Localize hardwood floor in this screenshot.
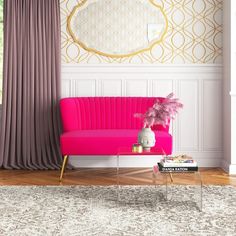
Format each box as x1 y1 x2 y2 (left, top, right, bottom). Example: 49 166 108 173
0 168 236 186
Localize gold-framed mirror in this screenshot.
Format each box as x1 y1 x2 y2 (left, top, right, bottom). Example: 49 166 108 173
67 0 168 58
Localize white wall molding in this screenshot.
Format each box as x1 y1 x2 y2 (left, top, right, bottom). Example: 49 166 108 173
221 159 230 173
230 92 236 96
62 64 223 168
229 0 236 174
222 0 232 174
0 104 2 128
229 164 236 175
62 64 223 75
231 96 236 173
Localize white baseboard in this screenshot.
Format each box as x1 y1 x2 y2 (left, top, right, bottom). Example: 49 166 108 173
229 164 236 175
69 152 222 168
221 159 230 173
221 159 236 174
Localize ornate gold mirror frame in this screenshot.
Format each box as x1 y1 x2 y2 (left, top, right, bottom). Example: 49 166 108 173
67 0 168 58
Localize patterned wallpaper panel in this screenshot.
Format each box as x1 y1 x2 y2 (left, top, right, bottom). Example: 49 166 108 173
61 0 222 64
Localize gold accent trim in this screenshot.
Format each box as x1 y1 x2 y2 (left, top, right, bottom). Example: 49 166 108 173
67 0 168 58
62 0 223 64
169 173 173 182
59 155 69 182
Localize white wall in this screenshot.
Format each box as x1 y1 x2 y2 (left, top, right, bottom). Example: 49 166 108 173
61 64 223 167
229 0 236 174
222 0 236 175
222 0 231 172
0 105 2 127
60 0 224 168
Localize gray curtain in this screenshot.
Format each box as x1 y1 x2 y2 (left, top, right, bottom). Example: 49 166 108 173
0 0 62 169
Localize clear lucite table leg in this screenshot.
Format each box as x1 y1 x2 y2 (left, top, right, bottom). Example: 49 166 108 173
116 154 120 202
162 173 169 201
165 173 168 201
152 172 158 207
195 171 202 211
164 171 202 211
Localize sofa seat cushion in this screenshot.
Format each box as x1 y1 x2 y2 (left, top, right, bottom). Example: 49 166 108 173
60 129 172 155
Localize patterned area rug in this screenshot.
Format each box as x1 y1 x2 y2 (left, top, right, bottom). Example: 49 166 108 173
0 185 236 236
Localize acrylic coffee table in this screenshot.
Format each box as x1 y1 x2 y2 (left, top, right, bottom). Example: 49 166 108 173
116 147 202 211
116 146 166 182
116 147 166 206
159 168 202 211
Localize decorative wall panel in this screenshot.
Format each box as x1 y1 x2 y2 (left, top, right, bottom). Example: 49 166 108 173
178 80 199 151
61 65 223 167
61 0 223 64
152 80 173 97
203 79 222 151
101 80 122 96
125 79 148 96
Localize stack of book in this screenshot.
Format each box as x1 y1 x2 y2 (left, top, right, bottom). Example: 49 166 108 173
158 154 198 172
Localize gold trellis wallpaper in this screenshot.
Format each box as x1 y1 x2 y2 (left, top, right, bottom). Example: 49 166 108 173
61 0 222 64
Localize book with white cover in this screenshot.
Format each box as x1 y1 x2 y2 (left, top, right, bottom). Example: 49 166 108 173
160 160 197 167
160 154 197 167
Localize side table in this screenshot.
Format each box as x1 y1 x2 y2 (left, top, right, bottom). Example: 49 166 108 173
159 169 202 211
116 147 166 205
116 147 202 211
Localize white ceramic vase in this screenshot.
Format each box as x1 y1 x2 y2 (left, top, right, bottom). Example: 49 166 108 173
138 128 156 151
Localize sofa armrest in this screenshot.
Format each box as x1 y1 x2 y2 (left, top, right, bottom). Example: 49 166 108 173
60 98 80 132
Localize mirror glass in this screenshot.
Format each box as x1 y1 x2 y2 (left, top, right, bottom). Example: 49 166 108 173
68 0 168 57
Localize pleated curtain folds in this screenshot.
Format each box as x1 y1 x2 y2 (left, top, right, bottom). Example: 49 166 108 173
0 0 62 169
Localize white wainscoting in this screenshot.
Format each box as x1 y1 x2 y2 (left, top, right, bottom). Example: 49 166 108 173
61 64 223 167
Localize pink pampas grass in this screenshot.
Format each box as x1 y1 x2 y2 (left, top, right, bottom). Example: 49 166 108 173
135 93 183 128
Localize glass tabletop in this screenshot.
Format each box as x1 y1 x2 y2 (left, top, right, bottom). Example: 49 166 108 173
117 146 166 155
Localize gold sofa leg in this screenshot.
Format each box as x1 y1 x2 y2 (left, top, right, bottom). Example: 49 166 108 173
59 155 69 182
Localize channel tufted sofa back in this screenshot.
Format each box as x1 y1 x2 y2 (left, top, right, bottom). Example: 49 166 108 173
60 97 169 132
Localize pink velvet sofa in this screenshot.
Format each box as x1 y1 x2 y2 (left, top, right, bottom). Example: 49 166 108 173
59 97 172 181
